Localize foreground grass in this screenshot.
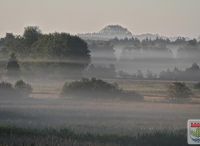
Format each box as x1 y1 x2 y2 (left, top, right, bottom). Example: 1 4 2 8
0 125 188 146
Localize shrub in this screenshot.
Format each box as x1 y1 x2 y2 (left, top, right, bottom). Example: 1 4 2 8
15 80 32 97
66 78 119 92
6 53 20 78
168 82 192 100
0 80 32 98
61 78 119 97
0 82 16 97
61 78 143 100
0 82 13 89
194 82 200 89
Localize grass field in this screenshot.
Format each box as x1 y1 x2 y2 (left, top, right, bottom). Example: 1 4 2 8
0 125 188 146
30 79 200 101
0 79 199 145
1 98 200 133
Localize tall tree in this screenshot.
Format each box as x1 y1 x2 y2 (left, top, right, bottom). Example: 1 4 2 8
23 26 41 47
7 53 20 78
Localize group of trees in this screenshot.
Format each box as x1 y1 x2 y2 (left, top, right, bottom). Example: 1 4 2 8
160 63 200 81
117 63 200 81
109 37 200 59
118 69 157 80
1 52 89 79
61 78 143 100
61 78 196 101
111 37 200 51
0 80 32 98
0 26 90 61
83 64 116 78
87 40 116 59
168 82 192 101
0 76 196 101
194 82 200 89
0 26 92 79
6 53 20 78
166 81 200 101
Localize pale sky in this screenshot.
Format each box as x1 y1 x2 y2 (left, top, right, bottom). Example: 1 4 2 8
0 0 200 38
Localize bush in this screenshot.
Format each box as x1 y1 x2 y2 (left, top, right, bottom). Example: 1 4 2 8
194 82 200 89
61 78 143 100
65 78 119 92
0 82 13 89
6 53 20 78
0 80 32 98
15 80 32 97
0 82 16 97
168 82 192 100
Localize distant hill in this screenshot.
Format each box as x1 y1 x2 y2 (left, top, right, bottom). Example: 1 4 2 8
78 25 193 41
78 25 133 40
99 25 132 39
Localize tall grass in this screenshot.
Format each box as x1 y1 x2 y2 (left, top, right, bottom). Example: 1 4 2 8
0 125 188 146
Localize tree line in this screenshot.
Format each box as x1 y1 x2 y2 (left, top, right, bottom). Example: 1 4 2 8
110 37 200 51
0 26 90 60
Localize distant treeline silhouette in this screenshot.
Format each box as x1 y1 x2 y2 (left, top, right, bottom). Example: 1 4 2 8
83 64 116 78
112 37 200 59
119 63 200 81
111 37 200 51
85 37 200 61
159 63 200 81
87 63 200 81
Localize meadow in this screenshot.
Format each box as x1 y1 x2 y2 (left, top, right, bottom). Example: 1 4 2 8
0 79 199 146
0 126 187 146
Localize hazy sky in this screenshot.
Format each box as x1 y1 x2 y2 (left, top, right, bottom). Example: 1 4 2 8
0 0 199 38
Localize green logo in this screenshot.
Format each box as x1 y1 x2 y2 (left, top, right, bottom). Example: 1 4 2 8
188 119 200 144
191 128 200 138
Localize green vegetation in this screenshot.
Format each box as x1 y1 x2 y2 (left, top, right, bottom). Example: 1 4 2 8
0 125 188 146
6 53 20 78
23 26 42 47
168 82 192 100
0 80 32 98
191 128 200 138
61 78 143 100
15 80 32 97
0 27 91 79
0 82 15 97
1 26 90 61
194 82 200 90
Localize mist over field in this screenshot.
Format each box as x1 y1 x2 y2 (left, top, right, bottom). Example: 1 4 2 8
0 0 200 145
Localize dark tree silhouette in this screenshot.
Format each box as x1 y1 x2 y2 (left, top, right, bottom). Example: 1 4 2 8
0 82 15 97
168 82 192 99
15 80 32 97
136 70 144 79
61 78 143 100
186 63 200 72
23 26 41 46
7 53 20 78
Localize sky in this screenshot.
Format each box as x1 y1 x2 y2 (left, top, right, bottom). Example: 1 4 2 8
0 0 200 38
